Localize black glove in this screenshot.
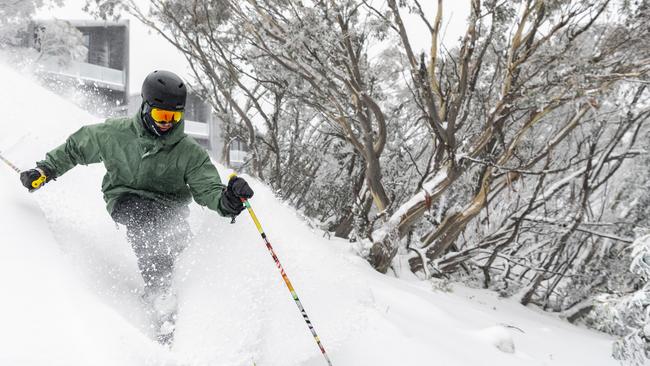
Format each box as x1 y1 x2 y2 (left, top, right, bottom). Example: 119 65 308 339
20 166 52 192
229 176 254 199
219 176 254 216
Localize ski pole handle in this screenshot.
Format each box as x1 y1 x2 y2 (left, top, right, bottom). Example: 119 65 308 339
227 172 239 224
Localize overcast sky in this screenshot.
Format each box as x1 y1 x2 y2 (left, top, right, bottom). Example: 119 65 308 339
402 1 471 55
35 0 471 95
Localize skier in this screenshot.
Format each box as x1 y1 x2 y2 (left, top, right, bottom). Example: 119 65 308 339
18 70 253 344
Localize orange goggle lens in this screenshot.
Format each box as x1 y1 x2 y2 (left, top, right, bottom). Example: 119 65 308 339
150 108 184 123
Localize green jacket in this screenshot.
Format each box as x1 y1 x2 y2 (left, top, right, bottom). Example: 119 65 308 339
37 114 228 216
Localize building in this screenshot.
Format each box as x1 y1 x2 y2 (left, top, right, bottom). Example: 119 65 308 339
28 18 247 168
30 19 129 117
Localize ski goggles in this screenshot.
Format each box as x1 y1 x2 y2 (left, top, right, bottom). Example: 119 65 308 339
150 108 184 123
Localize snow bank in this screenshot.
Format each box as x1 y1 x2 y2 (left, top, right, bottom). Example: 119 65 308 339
0 61 618 366
0 61 179 365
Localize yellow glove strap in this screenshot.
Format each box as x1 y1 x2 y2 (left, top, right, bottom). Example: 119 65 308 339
32 168 47 189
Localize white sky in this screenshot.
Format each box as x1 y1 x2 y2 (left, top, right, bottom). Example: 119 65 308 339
35 0 470 95
401 1 471 56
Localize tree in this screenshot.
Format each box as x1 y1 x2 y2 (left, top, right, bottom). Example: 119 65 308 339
366 0 650 274
82 0 650 361
33 20 88 66
0 1 86 68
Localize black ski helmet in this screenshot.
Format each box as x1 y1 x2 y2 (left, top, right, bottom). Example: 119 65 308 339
142 70 187 110
140 70 187 136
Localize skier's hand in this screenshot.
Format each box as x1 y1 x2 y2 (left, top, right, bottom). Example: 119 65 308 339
228 176 254 199
20 167 50 192
219 176 254 216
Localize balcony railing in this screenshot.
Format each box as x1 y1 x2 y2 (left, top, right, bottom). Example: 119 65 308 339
185 120 209 139
38 59 126 91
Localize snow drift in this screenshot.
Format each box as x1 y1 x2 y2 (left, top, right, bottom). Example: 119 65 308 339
0 61 618 365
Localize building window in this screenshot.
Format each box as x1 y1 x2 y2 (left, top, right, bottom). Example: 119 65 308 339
229 138 248 167
185 94 209 122
231 139 247 151
82 33 90 62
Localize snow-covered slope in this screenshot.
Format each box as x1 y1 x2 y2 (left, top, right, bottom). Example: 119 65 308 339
0 62 618 366
0 63 178 365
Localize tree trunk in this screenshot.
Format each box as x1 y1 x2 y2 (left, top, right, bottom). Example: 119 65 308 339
368 164 460 272
365 154 390 213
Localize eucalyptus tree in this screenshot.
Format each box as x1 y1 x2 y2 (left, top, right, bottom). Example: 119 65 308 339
366 0 650 274
84 0 649 280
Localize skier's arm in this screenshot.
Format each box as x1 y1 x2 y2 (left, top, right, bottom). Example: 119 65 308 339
185 151 231 216
36 124 104 179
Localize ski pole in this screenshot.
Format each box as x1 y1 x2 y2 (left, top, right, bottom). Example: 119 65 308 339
235 183 333 365
0 151 21 174
0 151 46 190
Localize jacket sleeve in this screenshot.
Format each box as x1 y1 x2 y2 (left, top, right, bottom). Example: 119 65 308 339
185 150 229 216
37 124 104 178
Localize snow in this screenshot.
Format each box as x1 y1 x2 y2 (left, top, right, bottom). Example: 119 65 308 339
0 61 619 365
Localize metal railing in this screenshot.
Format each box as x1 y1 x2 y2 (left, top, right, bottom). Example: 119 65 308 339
38 59 126 91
